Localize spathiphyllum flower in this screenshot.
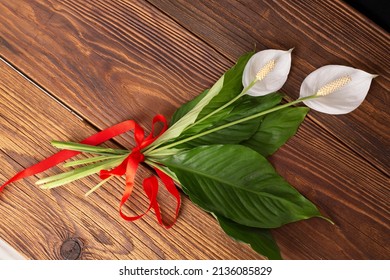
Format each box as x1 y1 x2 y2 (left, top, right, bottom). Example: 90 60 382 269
300 65 376 114
242 49 293 96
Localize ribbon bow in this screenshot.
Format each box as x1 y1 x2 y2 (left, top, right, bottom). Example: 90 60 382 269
0 115 181 228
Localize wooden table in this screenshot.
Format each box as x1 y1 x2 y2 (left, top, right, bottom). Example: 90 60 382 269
0 0 388 260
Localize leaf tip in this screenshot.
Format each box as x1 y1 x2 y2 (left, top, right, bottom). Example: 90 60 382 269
318 215 335 225
50 140 60 146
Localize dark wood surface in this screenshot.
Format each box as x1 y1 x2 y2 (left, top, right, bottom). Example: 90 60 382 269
0 0 388 259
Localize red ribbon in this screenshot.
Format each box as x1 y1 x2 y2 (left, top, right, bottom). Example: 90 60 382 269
0 115 181 228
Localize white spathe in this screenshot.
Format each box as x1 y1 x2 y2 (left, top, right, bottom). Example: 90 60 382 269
300 65 376 114
242 49 292 96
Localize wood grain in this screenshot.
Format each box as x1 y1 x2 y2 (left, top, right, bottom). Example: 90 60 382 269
0 61 260 259
0 0 230 134
0 0 388 259
270 120 389 259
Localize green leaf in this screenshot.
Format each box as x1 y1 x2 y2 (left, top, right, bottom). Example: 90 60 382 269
156 52 254 146
144 159 180 185
146 52 254 153
160 144 322 228
216 214 282 260
176 93 283 147
169 52 254 128
241 107 309 157
170 89 209 126
149 76 224 149
196 52 254 120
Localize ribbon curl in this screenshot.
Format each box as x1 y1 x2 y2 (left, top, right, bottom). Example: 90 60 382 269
0 115 181 228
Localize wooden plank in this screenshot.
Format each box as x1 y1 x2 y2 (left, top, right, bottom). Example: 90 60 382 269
147 0 390 174
0 0 388 259
0 0 230 134
0 61 260 259
270 121 389 259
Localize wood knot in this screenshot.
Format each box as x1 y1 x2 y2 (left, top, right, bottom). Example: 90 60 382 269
60 238 83 260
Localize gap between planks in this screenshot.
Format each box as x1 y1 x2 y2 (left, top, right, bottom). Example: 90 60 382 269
0 54 84 121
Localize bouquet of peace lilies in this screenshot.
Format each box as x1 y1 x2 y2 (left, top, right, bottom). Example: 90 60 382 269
1 49 375 259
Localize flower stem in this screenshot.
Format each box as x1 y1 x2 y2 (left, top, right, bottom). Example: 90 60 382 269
145 95 315 156
186 79 258 130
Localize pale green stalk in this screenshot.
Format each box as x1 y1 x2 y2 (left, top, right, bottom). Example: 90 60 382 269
85 176 113 197
37 156 126 189
63 155 124 167
51 141 129 155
